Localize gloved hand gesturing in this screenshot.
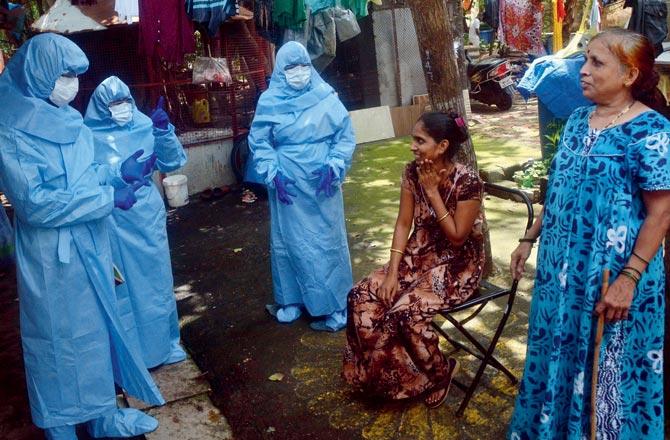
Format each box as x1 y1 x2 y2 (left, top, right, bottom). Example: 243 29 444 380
150 96 170 130
312 165 337 198
114 181 143 210
121 149 157 186
273 172 297 205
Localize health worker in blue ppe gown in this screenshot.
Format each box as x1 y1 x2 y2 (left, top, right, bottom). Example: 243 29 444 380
84 76 188 368
249 41 356 332
0 33 165 440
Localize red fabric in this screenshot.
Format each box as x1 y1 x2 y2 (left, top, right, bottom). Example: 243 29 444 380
557 0 566 21
138 0 195 64
498 0 546 56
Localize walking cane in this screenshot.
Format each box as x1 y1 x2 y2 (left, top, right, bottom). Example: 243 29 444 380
590 268 609 440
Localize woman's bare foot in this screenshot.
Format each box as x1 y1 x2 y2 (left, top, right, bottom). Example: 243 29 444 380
425 387 448 407
424 358 459 409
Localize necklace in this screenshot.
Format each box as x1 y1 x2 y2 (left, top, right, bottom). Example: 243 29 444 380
588 101 636 130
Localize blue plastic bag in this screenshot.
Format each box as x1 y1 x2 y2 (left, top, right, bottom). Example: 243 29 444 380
0 204 14 269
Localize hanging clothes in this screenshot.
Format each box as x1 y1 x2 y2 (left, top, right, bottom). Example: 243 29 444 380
255 0 282 44
552 0 564 53
498 0 546 56
625 0 668 56
185 0 238 36
138 0 195 64
483 0 499 30
282 8 337 72
339 0 369 18
273 0 307 30
115 0 138 23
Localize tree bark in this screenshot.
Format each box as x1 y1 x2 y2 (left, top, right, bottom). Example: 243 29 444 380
406 0 476 166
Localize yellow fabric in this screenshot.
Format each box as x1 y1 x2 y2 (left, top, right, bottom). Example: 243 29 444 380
369 0 382 4
555 0 598 58
553 0 563 53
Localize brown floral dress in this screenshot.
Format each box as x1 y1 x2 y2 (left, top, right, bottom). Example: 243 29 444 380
343 162 485 400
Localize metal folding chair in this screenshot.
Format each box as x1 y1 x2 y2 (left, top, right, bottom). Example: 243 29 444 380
431 181 534 417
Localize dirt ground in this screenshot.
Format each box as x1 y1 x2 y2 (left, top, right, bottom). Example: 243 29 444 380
0 95 541 440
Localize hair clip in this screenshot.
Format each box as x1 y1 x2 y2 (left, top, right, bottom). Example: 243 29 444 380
455 117 465 128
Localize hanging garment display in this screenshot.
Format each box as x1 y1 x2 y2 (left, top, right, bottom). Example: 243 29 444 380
185 0 238 36
340 0 368 18
138 0 195 63
273 0 307 30
255 0 282 44
283 8 336 71
333 6 360 42
552 0 565 53
625 0 668 56
115 0 138 23
498 0 546 56
483 0 499 30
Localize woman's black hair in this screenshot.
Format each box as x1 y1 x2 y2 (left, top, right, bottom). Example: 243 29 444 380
417 110 469 160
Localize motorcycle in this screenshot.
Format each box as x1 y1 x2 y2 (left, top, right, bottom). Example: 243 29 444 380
467 54 516 111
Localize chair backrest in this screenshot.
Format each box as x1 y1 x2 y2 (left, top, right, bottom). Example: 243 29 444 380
483 182 534 230
482 182 535 291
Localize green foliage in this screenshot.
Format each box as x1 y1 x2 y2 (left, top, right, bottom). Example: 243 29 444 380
513 120 565 188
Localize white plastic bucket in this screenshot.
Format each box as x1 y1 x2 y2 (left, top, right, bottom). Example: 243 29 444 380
162 174 189 208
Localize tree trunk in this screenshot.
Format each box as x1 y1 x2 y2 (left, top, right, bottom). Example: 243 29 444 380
406 0 476 166
406 0 494 275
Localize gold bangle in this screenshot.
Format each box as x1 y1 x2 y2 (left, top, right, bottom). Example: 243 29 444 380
390 248 404 255
437 212 449 223
619 270 640 285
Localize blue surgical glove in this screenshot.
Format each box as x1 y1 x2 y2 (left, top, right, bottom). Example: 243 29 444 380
150 96 170 130
273 172 297 205
114 182 141 210
121 149 157 186
312 165 337 198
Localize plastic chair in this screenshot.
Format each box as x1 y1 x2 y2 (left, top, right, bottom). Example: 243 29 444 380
431 181 534 416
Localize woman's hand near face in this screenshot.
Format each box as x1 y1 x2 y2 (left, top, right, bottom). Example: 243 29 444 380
417 159 447 195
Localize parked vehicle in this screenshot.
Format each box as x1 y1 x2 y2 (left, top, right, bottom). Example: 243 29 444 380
467 55 516 111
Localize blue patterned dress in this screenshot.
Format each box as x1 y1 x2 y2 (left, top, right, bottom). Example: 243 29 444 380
508 107 670 439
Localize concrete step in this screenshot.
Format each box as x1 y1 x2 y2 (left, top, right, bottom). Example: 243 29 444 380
124 358 233 440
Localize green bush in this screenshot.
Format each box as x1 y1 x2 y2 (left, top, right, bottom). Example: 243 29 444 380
513 120 565 188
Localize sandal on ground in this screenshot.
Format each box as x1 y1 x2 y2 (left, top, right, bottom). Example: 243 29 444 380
241 189 257 204
425 358 460 409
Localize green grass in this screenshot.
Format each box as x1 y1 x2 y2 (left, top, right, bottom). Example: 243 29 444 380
470 133 541 170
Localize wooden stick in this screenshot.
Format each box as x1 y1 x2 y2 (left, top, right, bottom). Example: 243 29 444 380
591 269 609 440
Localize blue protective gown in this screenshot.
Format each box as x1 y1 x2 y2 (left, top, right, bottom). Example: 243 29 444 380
84 76 187 368
248 42 356 318
0 34 164 429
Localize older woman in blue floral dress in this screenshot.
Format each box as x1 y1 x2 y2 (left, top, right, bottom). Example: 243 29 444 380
508 29 670 439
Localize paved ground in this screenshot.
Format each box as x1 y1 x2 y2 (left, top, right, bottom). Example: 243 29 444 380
0 96 541 440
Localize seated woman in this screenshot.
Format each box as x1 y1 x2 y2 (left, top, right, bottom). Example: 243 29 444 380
343 111 485 408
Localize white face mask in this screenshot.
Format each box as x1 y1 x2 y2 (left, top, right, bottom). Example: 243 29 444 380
285 65 311 90
49 76 79 107
109 102 133 126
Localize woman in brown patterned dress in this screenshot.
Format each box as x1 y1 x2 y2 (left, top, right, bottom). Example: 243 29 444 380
343 111 485 408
